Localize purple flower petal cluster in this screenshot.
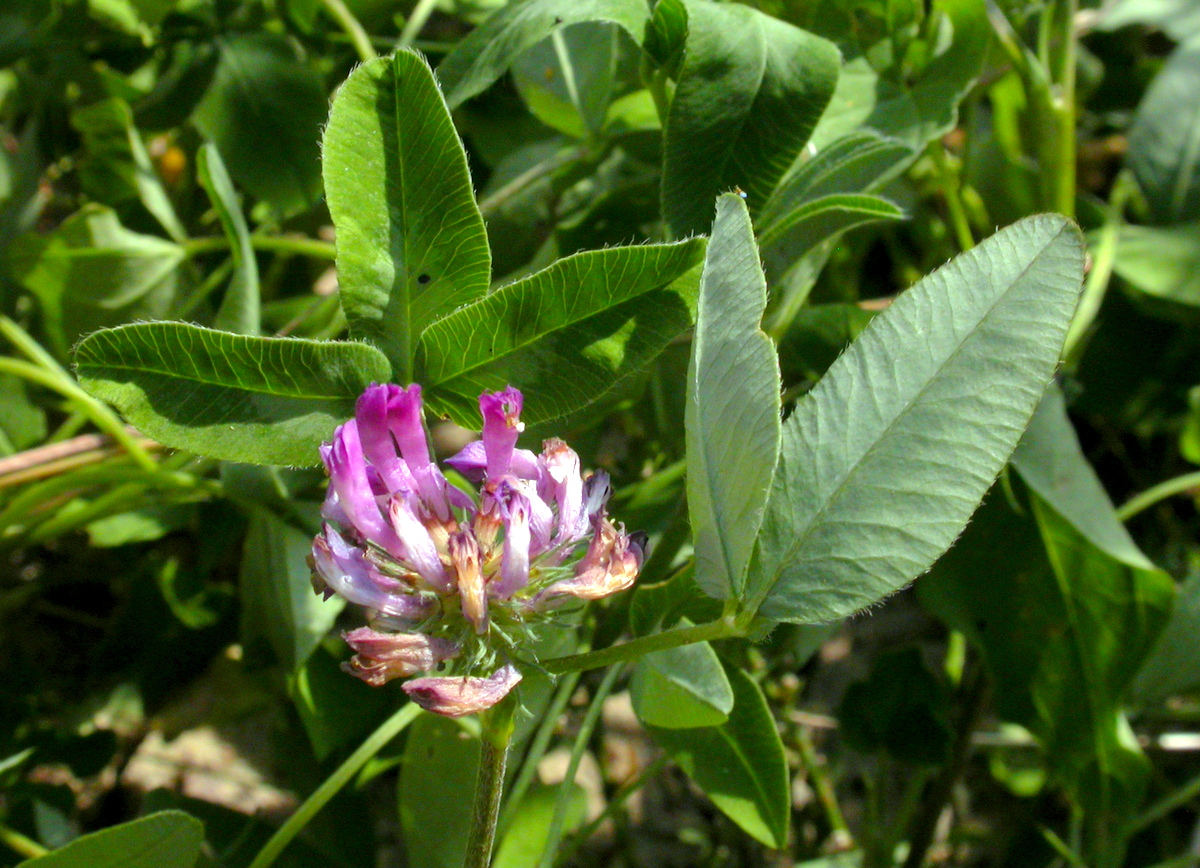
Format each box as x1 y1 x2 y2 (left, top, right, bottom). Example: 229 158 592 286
310 384 644 717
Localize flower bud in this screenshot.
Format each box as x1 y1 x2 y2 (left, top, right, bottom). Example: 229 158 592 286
342 628 459 686
403 664 522 717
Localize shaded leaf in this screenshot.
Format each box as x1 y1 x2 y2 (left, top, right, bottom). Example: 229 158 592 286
10 205 183 357
1132 569 1200 704
240 508 343 671
192 33 325 216
1112 221 1200 306
493 782 587 868
197 143 259 336
323 49 490 380
75 322 392 466
511 22 622 139
1128 38 1200 223
0 373 46 456
647 659 789 848
644 0 687 78
686 194 779 600
839 648 951 765
661 1 840 236
745 215 1085 623
418 239 705 428
19 810 203 868
399 712 479 868
437 0 650 108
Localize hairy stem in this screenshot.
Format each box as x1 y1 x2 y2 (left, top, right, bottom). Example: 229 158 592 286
464 698 517 868
538 617 742 674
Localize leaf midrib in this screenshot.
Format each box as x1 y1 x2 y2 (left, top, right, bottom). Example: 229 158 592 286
752 221 1072 611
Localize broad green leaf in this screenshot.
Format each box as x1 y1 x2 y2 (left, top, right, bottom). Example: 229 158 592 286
630 639 734 728
758 131 912 231
644 0 687 78
493 782 587 868
686 194 779 600
1099 0 1200 40
9 205 184 358
745 215 1086 623
197 143 259 336
661 1 840 236
399 713 479 868
418 238 706 428
74 322 392 466
1132 569 1200 704
71 97 186 242
240 508 343 671
1111 222 1200 305
1128 38 1200 224
323 49 490 381
810 0 988 152
758 193 904 289
192 33 325 217
436 0 651 109
647 659 789 848
511 22 621 139
19 810 203 867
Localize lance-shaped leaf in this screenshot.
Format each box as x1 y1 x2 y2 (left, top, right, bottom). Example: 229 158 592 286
417 239 705 427
661 1 839 237
647 659 789 848
687 194 780 600
437 0 651 109
743 215 1086 623
20 810 203 868
75 323 392 466
323 49 490 380
197 142 260 336
630 638 734 729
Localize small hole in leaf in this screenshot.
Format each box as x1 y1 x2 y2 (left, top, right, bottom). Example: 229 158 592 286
417 273 432 284
554 15 563 24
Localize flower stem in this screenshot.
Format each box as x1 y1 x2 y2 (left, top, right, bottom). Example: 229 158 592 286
464 697 517 868
399 0 440 48
319 0 377 62
1116 471 1200 522
248 703 421 868
0 822 47 859
183 234 336 260
538 617 742 674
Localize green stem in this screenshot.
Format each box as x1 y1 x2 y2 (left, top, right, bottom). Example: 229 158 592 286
496 670 582 842
318 0 377 62
183 234 336 261
248 703 421 868
795 725 851 845
0 356 157 473
1132 768 1200 833
538 617 742 674
1116 471 1200 522
1064 170 1134 360
464 698 517 868
0 822 48 859
928 142 975 252
399 0 440 48
536 664 623 868
1049 0 1077 218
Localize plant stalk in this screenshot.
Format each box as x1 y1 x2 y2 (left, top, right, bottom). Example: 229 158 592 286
464 697 517 868
1116 471 1200 522
183 234 336 261
318 0 377 62
538 616 742 674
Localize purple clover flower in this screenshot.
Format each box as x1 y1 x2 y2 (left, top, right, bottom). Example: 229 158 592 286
310 384 645 716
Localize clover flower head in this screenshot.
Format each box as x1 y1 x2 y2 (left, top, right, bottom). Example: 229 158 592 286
310 384 644 716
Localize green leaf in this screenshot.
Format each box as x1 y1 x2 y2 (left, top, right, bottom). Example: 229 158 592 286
759 193 904 289
644 0 687 78
9 205 184 358
745 215 1086 624
686 194 779 601
511 22 622 139
630 638 734 728
436 0 651 109
19 810 204 868
399 713 479 868
192 33 325 217
493 782 587 868
71 97 186 242
240 508 343 671
809 0 988 152
661 1 840 236
290 644 387 759
0 373 46 455
74 322 392 466
197 143 259 336
323 49 491 381
647 659 789 848
1128 38 1200 223
1099 0 1200 41
1132 569 1200 704
417 238 706 428
1112 221 1200 305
